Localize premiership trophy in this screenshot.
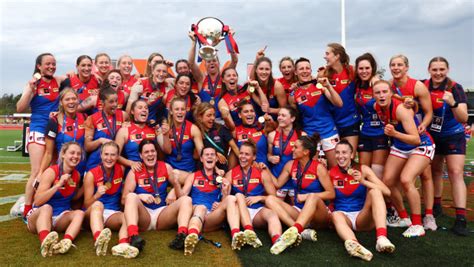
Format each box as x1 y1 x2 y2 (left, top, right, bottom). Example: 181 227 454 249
191 17 239 61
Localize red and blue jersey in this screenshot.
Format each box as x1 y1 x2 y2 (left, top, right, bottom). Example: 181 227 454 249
375 98 433 151
30 78 60 133
85 110 125 171
164 89 194 122
122 75 138 95
355 83 384 137
222 89 252 127
293 83 337 138
230 166 265 209
141 78 166 125
45 164 80 216
329 67 359 128
330 165 367 212
68 74 100 101
89 163 124 211
290 160 323 209
190 170 221 210
46 113 87 174
133 162 169 209
424 79 467 138
199 75 222 118
94 90 126 114
165 121 196 172
235 125 268 166
123 123 156 162
277 77 293 99
270 129 298 190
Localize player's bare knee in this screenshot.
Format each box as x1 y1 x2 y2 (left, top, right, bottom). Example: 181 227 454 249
91 201 104 212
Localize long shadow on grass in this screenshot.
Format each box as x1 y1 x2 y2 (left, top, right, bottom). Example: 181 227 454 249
236 215 474 266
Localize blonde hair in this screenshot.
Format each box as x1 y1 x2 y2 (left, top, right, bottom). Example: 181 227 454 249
58 88 78 115
58 141 83 165
389 54 409 67
193 102 216 133
168 97 187 129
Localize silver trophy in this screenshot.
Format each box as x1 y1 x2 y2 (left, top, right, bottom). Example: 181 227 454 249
192 17 238 61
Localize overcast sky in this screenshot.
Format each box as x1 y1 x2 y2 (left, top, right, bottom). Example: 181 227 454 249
1 0 473 95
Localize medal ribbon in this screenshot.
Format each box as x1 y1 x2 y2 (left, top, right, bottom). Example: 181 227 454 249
241 166 252 196
100 164 115 186
101 111 117 140
296 160 312 193
279 128 294 157
172 122 186 160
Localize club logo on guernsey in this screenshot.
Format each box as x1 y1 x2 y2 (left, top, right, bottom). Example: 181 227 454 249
249 178 259 183
113 178 123 184
311 91 321 96
349 180 359 185
335 180 344 188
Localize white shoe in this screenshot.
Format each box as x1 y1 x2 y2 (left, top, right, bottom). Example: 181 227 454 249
111 243 139 259
244 229 262 248
231 231 246 250
387 217 412 228
184 233 199 256
40 231 58 257
94 228 111 256
402 225 425 238
53 239 74 254
301 229 317 242
344 239 373 261
270 226 300 255
375 236 395 253
423 215 437 231
10 196 25 217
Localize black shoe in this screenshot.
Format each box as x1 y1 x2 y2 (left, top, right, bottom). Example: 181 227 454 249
433 205 443 218
452 218 469 236
169 233 186 250
130 235 146 251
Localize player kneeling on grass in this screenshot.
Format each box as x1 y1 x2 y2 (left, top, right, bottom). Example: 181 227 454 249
83 142 138 258
122 139 194 254
265 134 335 255
178 146 245 255
330 140 395 262
224 141 285 251
27 141 85 257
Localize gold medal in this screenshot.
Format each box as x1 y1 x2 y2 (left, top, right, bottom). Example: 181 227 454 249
316 83 323 89
33 73 42 81
258 116 265 124
155 195 161 204
104 182 112 190
210 97 215 105
248 85 255 94
347 168 354 176
216 176 223 184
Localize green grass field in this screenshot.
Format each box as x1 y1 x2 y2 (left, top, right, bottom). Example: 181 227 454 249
0 130 473 266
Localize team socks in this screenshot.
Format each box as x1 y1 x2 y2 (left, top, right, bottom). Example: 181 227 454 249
271 234 280 244
231 228 240 237
455 208 466 220
64 234 74 241
127 225 139 237
397 209 409 219
38 230 49 243
294 223 304 234
376 228 387 239
425 209 433 216
178 226 188 235
411 214 422 225
188 228 200 235
93 231 101 241
244 225 254 231
119 238 129 244
23 205 32 218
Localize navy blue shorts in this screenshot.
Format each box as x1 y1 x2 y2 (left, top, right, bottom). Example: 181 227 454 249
338 122 360 138
433 133 466 155
357 134 389 152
